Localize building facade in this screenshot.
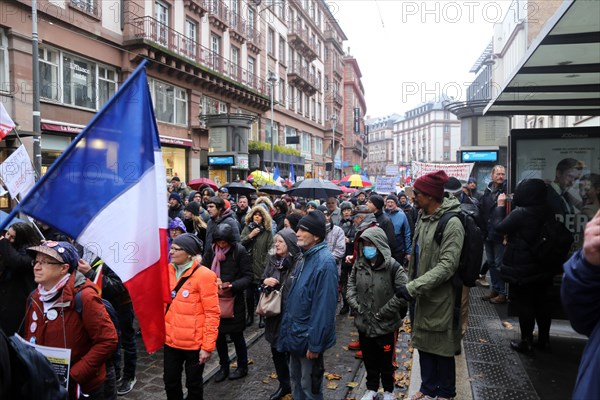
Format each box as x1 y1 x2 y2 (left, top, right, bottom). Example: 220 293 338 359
341 53 367 177
0 0 353 206
364 114 400 178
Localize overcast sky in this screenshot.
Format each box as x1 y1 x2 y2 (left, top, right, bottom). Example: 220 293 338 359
331 0 512 118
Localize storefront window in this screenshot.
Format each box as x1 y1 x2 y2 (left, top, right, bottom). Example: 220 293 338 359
63 53 96 109
162 146 187 180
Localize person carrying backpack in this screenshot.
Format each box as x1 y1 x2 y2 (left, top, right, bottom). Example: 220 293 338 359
23 241 118 400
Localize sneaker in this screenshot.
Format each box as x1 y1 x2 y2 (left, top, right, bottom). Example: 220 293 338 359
383 391 394 400
117 377 136 396
354 350 363 359
410 391 436 400
476 276 490 288
360 390 377 400
348 340 360 350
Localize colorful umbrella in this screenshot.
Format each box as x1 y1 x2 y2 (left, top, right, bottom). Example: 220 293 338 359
339 185 357 193
340 174 372 188
247 170 275 186
188 178 218 191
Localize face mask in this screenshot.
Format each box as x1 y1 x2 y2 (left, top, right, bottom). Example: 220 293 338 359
363 245 377 260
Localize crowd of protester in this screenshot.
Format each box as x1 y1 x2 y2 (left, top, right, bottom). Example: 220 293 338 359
1 167 598 400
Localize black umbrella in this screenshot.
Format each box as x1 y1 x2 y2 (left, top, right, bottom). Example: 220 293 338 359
258 184 286 196
222 181 256 196
286 179 343 199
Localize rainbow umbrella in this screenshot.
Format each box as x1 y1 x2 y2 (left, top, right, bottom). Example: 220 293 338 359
340 174 372 188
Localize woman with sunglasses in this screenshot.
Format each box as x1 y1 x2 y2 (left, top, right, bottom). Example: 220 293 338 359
164 233 220 400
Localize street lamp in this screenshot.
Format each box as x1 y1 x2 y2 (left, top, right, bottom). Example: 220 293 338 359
268 72 277 173
331 113 337 180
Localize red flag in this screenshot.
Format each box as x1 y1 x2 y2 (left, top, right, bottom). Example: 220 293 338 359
0 103 16 141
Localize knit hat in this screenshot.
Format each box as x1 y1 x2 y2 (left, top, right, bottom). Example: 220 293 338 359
444 177 463 194
169 192 182 203
386 194 399 206
297 210 327 239
172 233 203 256
306 200 319 209
188 191 197 203
414 170 449 200
285 212 303 232
28 241 80 272
398 191 407 200
468 177 477 184
340 201 353 211
184 202 201 216
317 204 329 215
368 194 384 210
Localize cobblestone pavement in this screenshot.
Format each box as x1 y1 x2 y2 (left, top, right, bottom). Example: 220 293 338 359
120 309 414 400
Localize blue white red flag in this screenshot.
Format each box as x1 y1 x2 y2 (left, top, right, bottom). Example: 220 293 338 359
0 60 170 353
274 165 283 186
289 164 295 184
0 102 16 141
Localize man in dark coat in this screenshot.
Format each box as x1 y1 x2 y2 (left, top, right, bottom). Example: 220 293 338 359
168 192 185 220
204 196 241 258
367 195 403 264
478 165 508 303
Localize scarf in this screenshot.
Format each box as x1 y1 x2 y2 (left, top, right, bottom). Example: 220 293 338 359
211 243 231 278
38 273 71 302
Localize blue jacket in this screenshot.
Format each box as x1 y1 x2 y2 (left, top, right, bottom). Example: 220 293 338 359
562 250 600 400
277 241 338 356
385 208 412 254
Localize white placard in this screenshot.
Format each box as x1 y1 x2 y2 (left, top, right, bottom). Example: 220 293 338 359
375 176 397 194
14 334 71 389
411 161 474 181
385 165 399 176
0 145 36 198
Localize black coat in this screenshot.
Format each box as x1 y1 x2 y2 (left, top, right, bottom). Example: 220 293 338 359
0 241 36 336
374 210 403 263
479 181 507 242
202 243 253 334
495 205 552 284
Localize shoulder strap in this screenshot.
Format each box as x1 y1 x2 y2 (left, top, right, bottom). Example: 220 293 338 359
434 212 459 245
165 264 200 314
389 260 401 291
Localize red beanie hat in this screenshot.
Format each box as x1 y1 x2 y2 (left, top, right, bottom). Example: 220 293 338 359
414 170 449 200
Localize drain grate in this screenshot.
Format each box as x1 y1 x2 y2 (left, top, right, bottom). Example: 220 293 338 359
468 361 535 391
464 327 506 345
471 385 539 400
464 342 519 365
467 314 499 329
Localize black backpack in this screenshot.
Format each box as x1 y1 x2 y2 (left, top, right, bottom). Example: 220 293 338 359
531 218 574 273
74 288 121 338
434 208 484 287
3 330 68 400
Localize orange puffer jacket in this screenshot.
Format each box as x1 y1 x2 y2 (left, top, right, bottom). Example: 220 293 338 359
165 261 220 351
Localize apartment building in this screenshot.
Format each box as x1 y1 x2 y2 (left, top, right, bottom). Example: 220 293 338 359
0 0 350 190
393 99 460 168
341 53 367 177
364 114 401 178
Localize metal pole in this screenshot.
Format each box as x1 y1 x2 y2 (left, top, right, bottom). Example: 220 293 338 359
31 0 42 179
331 114 336 180
268 73 276 173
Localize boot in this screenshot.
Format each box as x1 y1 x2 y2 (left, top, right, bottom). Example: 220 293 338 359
258 316 265 329
510 339 533 353
490 294 507 304
214 367 229 383
246 314 254 327
269 384 292 400
339 304 350 315
481 291 499 301
229 366 248 380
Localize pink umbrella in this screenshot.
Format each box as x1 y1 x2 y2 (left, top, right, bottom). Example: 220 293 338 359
339 185 357 193
188 178 218 191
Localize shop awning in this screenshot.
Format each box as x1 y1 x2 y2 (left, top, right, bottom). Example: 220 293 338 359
484 0 600 116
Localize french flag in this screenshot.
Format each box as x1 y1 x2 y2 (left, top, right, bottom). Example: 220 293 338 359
0 60 170 353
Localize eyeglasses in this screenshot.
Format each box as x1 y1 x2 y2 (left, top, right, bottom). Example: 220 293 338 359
31 259 64 267
170 246 184 252
413 190 421 196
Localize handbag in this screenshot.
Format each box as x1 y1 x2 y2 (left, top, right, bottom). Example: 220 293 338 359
218 288 235 318
256 285 283 317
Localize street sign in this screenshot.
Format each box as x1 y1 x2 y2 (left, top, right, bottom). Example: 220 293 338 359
353 164 361 172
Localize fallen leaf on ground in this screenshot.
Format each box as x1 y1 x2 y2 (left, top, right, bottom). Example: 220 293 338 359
350 332 359 337
478 338 488 343
262 379 270 384
326 382 338 390
269 373 278 379
326 373 342 380
502 321 513 330
342 346 349 351
346 381 359 388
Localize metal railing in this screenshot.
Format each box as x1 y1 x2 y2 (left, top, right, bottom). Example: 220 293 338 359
287 61 318 88
288 23 317 56
127 16 267 95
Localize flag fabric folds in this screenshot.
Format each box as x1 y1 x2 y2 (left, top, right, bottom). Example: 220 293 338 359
289 164 296 184
0 60 170 353
0 102 16 141
273 165 283 186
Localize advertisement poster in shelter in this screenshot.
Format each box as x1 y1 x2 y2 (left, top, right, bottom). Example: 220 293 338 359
510 127 600 252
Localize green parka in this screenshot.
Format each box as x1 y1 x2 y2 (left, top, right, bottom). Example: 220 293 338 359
407 196 464 357
347 227 408 337
241 205 274 284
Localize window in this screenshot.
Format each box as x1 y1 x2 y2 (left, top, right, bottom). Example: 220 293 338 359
266 120 279 146
285 126 297 149
230 0 238 27
39 47 60 101
279 36 286 64
310 98 315 120
247 56 255 86
0 30 7 93
150 79 188 125
98 67 117 108
230 46 239 78
71 0 98 16
185 19 197 58
247 7 255 36
210 33 221 69
279 78 285 104
155 1 169 45
297 92 302 113
277 0 285 18
288 85 294 110
267 27 275 55
315 137 322 155
316 101 321 122
39 46 117 110
302 132 312 157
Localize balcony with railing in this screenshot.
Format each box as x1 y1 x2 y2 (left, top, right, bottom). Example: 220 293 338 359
287 61 318 95
183 0 208 17
287 23 318 62
125 16 267 96
245 26 262 53
208 0 229 30
228 11 246 43
324 29 343 52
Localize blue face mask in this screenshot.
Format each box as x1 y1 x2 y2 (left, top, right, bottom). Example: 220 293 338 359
363 245 378 260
